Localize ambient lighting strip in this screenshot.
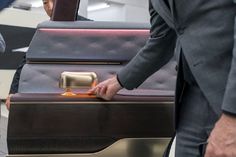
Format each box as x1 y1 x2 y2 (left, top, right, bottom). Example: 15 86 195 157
39 28 149 36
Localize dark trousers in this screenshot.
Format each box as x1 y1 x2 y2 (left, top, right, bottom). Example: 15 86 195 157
174 54 219 157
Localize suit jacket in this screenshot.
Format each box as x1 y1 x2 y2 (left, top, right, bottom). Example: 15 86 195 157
118 0 236 116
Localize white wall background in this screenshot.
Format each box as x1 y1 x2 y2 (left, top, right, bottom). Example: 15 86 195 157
0 0 150 27
88 0 149 23
88 3 125 22
79 0 89 17
124 4 149 22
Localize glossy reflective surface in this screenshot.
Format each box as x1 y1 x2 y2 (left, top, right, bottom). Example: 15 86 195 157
7 138 170 157
59 72 98 96
59 72 98 89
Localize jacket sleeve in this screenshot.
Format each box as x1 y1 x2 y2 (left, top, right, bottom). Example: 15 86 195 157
0 33 6 53
117 1 177 90
222 16 236 114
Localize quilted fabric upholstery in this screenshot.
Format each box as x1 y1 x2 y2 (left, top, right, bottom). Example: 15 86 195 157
19 21 177 94
27 21 150 62
19 60 176 94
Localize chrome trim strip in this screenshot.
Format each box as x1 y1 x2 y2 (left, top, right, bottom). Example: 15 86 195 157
7 138 171 157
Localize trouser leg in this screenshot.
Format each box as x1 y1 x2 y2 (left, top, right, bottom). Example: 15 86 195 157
175 83 217 157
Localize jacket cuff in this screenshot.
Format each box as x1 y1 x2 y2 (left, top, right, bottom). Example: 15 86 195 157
117 69 133 90
116 75 124 88
223 110 236 117
117 68 138 90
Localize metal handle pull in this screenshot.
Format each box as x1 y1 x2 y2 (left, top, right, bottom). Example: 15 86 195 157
59 71 98 96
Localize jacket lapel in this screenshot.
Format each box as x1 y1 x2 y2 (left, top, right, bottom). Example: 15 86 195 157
151 0 175 28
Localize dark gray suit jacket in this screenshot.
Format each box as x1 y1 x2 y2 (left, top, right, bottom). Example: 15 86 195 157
118 0 236 116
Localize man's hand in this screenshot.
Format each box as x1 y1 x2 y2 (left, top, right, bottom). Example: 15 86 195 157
205 114 236 157
43 0 54 17
5 94 12 110
89 76 123 100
